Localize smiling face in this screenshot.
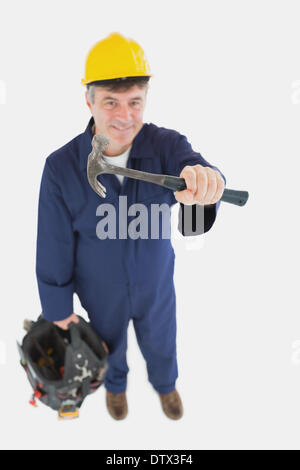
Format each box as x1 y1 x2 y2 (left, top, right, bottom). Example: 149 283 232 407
85 84 148 156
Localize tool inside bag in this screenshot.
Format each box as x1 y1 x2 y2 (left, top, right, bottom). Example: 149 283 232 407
17 315 108 420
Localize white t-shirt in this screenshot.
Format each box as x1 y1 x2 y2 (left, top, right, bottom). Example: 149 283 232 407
102 146 132 185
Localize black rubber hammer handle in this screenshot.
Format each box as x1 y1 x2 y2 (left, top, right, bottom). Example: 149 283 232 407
163 175 249 207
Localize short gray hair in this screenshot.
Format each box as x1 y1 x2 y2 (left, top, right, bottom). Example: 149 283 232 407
87 85 97 105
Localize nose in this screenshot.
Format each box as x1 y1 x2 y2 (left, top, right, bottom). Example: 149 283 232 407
116 104 132 122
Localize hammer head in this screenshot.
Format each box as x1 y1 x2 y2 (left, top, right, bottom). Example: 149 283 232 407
92 134 110 154
87 134 110 198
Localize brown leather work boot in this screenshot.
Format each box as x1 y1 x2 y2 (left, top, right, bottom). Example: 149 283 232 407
106 391 128 420
159 389 183 420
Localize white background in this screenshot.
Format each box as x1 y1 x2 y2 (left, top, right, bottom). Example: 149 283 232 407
0 0 299 450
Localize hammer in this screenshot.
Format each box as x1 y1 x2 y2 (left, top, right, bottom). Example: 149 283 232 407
87 134 249 206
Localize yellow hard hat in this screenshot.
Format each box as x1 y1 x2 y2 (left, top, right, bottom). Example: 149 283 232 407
81 32 152 85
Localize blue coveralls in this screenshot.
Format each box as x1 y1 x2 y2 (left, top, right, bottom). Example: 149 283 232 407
36 117 226 394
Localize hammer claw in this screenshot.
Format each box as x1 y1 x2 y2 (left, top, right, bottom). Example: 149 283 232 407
94 179 107 198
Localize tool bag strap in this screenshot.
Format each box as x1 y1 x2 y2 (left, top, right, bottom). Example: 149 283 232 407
68 323 81 348
68 322 92 400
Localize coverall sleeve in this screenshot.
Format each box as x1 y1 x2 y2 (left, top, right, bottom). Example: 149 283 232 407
167 133 226 236
36 158 75 321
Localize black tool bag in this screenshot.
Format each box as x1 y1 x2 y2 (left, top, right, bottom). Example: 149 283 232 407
17 315 108 419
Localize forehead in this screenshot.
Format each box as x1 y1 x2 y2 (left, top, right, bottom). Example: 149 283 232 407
95 85 146 101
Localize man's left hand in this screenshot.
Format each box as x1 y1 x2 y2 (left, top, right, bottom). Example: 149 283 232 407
174 164 225 205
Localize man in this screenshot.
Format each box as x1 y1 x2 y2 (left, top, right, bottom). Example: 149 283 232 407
36 32 225 420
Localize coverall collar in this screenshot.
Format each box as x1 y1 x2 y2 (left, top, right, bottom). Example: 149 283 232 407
79 117 154 171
